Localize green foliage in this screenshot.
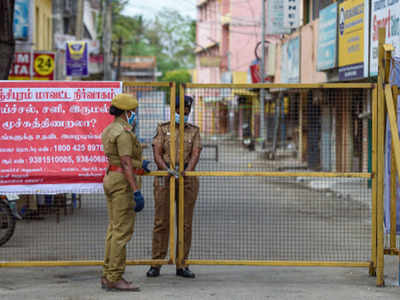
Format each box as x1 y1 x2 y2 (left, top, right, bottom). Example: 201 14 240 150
162 69 192 84
98 1 195 78
161 69 192 104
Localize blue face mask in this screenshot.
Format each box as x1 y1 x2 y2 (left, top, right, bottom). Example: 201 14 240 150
175 113 188 124
126 111 136 126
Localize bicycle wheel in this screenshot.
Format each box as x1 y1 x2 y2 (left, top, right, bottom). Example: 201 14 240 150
0 200 16 246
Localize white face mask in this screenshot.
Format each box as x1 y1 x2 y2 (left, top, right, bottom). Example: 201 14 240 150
125 111 136 125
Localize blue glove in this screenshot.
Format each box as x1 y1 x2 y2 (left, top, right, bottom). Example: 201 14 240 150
142 160 151 173
133 191 144 212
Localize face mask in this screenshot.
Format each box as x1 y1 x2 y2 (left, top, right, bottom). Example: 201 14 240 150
175 113 188 124
126 111 136 126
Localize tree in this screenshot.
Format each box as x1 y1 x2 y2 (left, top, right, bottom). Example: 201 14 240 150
0 0 15 80
146 9 195 76
162 69 192 104
97 1 196 78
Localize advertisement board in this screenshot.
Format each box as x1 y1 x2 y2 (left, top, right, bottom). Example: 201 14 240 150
8 52 31 80
66 41 89 77
370 0 400 76
317 2 338 70
33 52 55 80
267 0 291 34
281 37 300 83
13 0 30 40
0 81 122 194
283 0 301 29
338 0 369 80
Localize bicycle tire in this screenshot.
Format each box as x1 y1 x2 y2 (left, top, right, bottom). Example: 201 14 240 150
0 199 16 246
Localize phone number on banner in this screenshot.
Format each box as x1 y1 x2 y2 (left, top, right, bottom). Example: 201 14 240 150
27 155 107 164
29 156 75 164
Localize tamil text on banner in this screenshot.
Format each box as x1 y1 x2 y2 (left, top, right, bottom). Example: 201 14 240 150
370 0 400 76
0 81 122 194
66 41 89 77
338 0 369 81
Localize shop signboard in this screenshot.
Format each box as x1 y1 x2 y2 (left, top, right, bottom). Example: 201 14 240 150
370 0 400 76
267 0 291 34
33 52 55 80
317 2 338 70
8 52 31 80
66 41 89 77
281 36 300 83
13 0 30 40
338 0 369 80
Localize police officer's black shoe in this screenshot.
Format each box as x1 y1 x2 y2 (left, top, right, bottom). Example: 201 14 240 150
176 267 195 278
146 267 160 277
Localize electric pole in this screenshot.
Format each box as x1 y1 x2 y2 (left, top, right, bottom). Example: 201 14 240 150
260 0 266 147
53 0 64 80
103 0 113 80
116 36 123 80
75 0 84 40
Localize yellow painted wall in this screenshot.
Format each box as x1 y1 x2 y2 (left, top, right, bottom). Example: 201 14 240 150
34 0 52 51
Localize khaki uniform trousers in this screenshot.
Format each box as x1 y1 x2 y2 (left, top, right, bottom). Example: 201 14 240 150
102 171 140 282
151 176 199 268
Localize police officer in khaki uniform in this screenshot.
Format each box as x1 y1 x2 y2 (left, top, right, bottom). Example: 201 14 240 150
101 93 151 291
147 96 202 278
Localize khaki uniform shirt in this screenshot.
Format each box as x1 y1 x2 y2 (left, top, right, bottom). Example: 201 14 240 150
152 122 202 165
101 117 143 168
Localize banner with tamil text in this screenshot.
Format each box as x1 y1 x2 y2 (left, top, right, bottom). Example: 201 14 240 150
0 81 122 194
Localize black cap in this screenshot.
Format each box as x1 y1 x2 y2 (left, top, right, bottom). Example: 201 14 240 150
175 96 193 108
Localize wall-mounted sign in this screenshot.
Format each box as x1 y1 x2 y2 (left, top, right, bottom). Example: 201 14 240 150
283 0 301 29
281 37 300 83
13 0 30 40
267 0 291 34
370 0 400 76
66 41 89 77
8 52 31 80
199 56 222 67
338 0 369 81
33 52 55 80
317 2 338 71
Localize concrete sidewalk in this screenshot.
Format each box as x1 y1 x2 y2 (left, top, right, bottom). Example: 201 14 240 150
0 258 399 300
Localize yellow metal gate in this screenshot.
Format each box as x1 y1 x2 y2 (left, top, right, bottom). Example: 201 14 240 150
2 35 400 286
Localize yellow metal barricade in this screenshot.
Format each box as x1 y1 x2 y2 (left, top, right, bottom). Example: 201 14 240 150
177 82 376 275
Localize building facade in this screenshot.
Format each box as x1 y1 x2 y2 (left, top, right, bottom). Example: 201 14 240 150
195 0 379 172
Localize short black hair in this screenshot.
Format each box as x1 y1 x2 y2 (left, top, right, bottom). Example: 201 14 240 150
109 105 124 116
175 96 194 108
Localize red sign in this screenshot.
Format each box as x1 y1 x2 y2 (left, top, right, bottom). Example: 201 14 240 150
0 81 122 192
8 52 31 80
33 52 55 80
